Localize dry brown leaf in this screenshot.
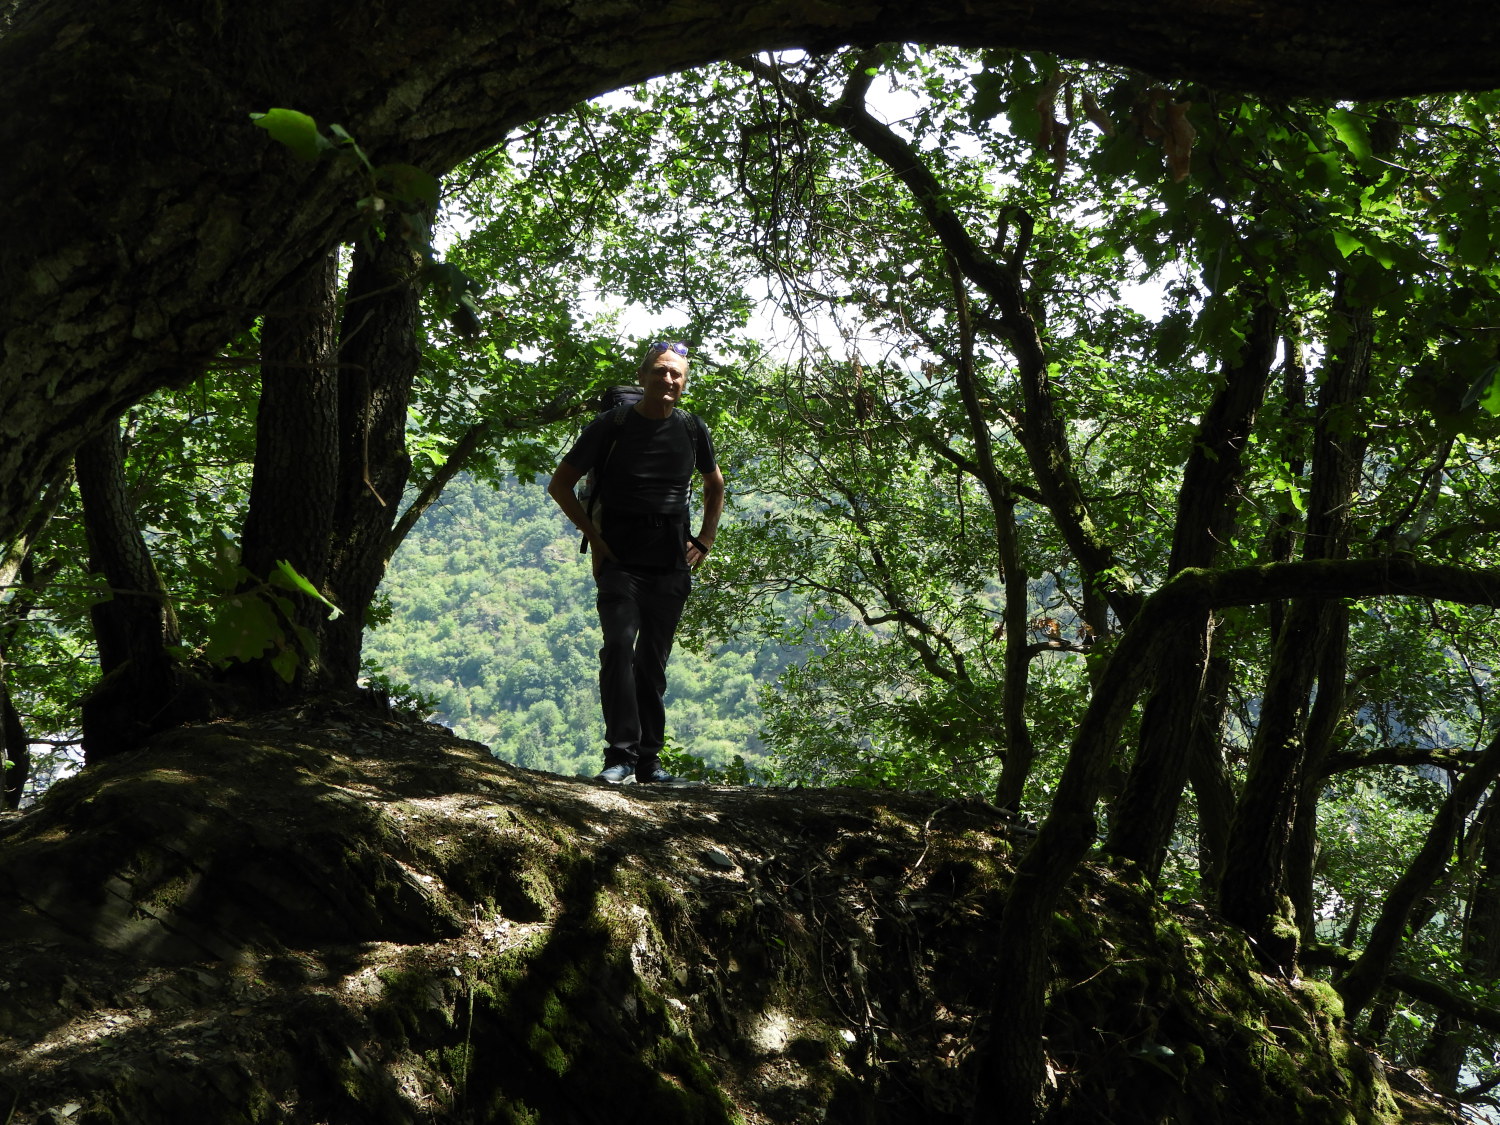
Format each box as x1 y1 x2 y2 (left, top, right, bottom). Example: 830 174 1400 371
1136 86 1169 141
1163 100 1196 182
1082 89 1114 135
1035 72 1063 149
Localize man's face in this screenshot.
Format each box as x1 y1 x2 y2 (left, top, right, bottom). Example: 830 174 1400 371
640 349 689 406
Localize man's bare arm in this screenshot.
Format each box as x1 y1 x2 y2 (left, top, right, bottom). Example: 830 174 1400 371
688 467 726 568
547 461 615 571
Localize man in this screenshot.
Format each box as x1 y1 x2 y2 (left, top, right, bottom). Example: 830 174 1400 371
547 341 726 784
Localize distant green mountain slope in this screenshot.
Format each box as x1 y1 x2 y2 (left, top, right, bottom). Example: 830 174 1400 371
363 475 787 779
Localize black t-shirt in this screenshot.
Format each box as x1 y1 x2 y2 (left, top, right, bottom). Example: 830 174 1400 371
564 407 716 570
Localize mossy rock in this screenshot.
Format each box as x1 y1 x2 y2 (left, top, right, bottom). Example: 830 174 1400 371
0 703 1467 1124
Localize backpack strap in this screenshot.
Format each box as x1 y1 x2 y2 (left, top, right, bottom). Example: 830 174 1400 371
675 408 705 466
595 403 633 487
578 404 637 554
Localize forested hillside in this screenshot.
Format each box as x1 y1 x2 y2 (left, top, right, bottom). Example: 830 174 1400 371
362 473 791 779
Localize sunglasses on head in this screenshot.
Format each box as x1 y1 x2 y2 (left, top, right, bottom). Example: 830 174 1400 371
648 341 689 357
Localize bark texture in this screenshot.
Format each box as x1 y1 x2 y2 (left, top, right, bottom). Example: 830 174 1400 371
1186 653 1236 890
1106 296 1276 877
319 234 423 691
1219 294 1373 957
4 0 1500 548
74 422 185 762
240 250 341 602
234 249 342 697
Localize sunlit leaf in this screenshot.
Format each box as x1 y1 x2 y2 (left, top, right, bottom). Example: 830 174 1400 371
1327 107 1372 164
270 559 342 618
250 108 328 163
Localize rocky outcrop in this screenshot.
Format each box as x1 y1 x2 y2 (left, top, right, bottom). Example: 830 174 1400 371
0 704 1462 1123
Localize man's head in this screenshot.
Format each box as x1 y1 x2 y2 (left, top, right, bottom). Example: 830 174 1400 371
636 341 690 415
639 340 690 376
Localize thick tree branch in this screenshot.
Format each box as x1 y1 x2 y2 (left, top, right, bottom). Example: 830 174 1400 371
978 555 1500 1123
1106 293 1277 877
1336 725 1500 1021
741 53 1139 635
1305 943 1500 1038
5 0 1500 549
1322 745 1481 776
1220 292 1373 954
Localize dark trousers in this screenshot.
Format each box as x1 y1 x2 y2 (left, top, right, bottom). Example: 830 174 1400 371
596 563 691 768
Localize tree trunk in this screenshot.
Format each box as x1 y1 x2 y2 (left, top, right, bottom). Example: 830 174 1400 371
1187 651 1236 894
1 668 28 809
318 234 422 692
1337 728 1500 1020
1287 601 1350 939
74 421 184 762
1217 596 1333 966
977 595 1181 1124
943 251 1037 810
1264 327 1309 645
234 248 342 697
0 472 68 805
973 556 1500 1123
1420 788 1500 1091
1218 289 1372 958
1106 295 1275 877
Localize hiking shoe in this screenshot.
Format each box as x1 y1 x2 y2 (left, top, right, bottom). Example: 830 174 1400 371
596 763 636 784
635 763 699 786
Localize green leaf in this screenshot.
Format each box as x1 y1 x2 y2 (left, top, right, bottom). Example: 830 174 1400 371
203 595 279 666
1333 229 1363 259
1456 209 1492 267
1327 107 1372 164
1364 236 1397 269
968 68 1004 125
1485 381 1500 417
451 292 483 339
327 123 374 172
250 108 328 163
1464 363 1500 415
1005 82 1043 145
269 559 342 618
208 528 244 591
270 648 301 684
379 163 442 212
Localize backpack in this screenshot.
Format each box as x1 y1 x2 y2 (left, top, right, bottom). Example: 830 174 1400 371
577 385 704 554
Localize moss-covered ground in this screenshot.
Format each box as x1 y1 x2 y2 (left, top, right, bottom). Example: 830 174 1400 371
0 701 1467 1123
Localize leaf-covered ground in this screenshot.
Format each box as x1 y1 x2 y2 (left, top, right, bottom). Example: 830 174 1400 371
0 701 1467 1123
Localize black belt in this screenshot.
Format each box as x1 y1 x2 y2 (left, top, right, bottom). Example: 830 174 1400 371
604 510 682 528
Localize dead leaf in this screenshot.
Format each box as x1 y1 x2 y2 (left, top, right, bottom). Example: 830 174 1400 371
1082 89 1114 136
1163 101 1196 182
